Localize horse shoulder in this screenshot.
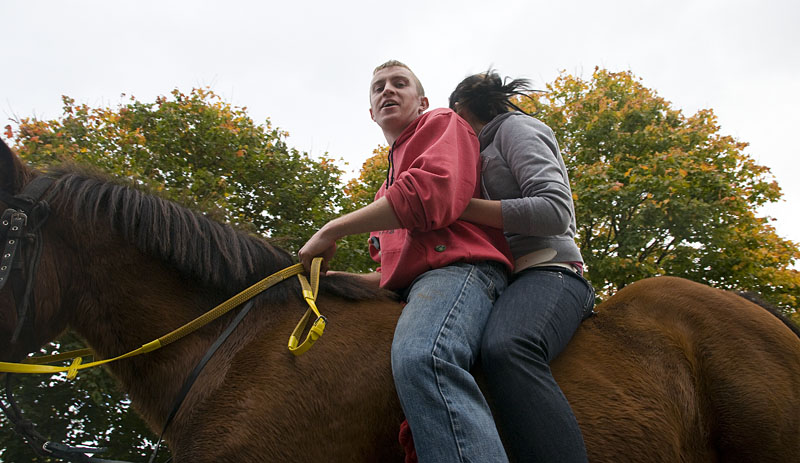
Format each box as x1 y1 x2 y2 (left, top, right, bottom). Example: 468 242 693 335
173 293 407 462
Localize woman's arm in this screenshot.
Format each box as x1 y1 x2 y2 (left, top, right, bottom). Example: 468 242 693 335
326 270 382 288
459 198 503 229
496 116 573 236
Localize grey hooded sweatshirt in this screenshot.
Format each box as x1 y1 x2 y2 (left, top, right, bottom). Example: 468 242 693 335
477 111 583 268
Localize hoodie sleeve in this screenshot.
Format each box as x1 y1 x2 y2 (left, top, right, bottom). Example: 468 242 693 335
384 110 479 232
498 116 575 236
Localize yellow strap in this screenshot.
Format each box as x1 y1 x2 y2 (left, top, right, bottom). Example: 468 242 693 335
66 356 82 380
157 262 307 347
288 257 326 356
23 348 95 365
0 340 162 376
0 261 313 377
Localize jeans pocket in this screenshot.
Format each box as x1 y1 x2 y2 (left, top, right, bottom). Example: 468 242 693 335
480 261 509 301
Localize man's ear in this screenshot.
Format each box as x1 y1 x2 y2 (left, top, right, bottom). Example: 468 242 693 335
418 96 429 114
369 107 376 122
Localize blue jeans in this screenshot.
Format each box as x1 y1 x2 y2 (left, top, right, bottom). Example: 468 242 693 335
481 266 594 463
392 261 509 463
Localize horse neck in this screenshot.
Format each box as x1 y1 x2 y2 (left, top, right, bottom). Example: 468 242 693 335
57 227 248 429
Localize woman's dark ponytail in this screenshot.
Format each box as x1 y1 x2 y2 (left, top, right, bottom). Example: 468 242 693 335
449 70 535 123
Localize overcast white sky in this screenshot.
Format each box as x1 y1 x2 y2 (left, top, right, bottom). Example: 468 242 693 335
3 0 799 249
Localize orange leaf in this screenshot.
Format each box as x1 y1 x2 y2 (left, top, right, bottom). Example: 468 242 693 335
3 125 12 139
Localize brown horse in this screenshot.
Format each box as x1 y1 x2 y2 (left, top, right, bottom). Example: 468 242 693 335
1 140 799 462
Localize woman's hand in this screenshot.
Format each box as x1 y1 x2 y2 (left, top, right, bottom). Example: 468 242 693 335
326 270 382 288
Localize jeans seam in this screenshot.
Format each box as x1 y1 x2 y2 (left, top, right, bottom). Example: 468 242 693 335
431 264 475 463
478 263 497 300
543 268 595 318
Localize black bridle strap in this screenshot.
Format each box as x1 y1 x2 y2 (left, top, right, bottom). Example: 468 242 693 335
0 175 57 212
1 176 55 345
7 218 46 345
0 210 32 344
1 373 49 458
0 210 26 290
148 299 256 463
0 191 34 213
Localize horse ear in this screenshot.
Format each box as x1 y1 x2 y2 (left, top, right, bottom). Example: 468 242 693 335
1 139 20 193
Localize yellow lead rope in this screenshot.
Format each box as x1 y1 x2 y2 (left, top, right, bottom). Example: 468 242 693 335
0 259 326 378
288 257 326 356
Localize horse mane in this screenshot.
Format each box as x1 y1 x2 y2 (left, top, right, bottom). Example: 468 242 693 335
736 291 800 339
43 164 392 302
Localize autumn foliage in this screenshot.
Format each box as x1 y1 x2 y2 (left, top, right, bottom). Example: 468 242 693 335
514 69 798 316
333 146 390 272
10 88 346 253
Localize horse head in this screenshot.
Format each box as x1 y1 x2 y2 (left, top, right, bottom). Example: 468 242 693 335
0 140 68 362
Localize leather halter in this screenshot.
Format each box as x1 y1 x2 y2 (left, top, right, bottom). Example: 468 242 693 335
0 176 56 342
0 175 148 462
0 176 116 462
0 175 56 345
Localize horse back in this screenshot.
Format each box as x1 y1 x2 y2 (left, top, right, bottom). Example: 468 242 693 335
554 276 800 462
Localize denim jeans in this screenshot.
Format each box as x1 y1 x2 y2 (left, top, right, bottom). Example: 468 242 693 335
481 266 594 463
392 261 509 463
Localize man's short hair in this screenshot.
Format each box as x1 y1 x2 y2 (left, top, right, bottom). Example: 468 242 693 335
373 60 425 97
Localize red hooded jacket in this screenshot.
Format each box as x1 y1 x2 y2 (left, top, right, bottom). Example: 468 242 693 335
369 108 512 290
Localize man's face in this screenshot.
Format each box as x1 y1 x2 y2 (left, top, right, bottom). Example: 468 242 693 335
369 67 429 141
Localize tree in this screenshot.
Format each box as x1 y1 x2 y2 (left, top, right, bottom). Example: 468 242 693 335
330 146 390 272
12 88 346 253
1 336 155 462
2 88 353 462
516 68 799 319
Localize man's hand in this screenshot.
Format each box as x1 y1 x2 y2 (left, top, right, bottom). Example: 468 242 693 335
297 197 401 274
298 226 337 273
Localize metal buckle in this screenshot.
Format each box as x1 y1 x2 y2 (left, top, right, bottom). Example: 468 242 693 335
11 211 28 227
